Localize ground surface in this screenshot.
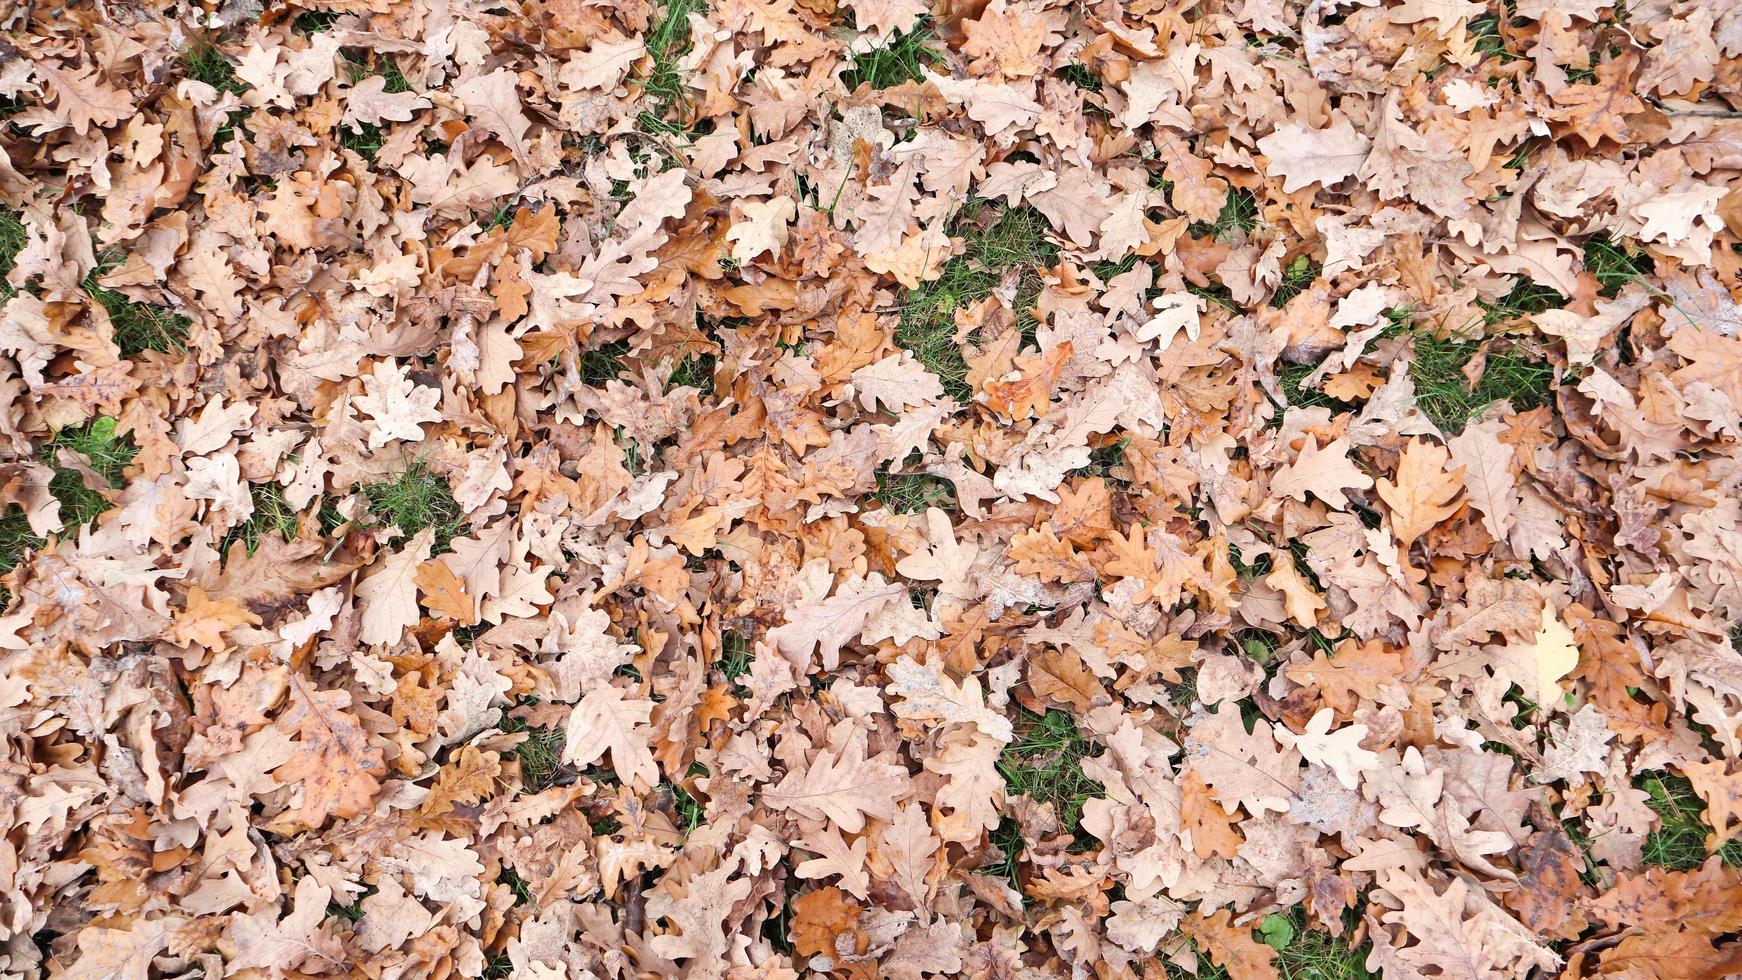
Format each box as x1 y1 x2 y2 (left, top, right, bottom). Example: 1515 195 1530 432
3 1 1742 979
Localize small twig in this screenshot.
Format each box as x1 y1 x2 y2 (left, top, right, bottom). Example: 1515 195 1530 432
1659 108 1742 118
1646 98 1742 118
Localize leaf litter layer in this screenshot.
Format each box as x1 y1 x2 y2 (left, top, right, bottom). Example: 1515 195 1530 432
2 1 1742 979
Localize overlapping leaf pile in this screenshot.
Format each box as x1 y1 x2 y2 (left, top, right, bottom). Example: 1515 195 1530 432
4 0 1742 977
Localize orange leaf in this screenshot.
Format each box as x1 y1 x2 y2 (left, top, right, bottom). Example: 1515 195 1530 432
983 341 1072 420
1182 909 1280 980
415 558 478 625
1375 437 1465 548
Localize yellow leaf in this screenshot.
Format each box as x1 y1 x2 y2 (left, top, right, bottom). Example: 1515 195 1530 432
1533 604 1580 707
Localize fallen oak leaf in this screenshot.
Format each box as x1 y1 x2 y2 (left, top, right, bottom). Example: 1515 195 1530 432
982 341 1072 420
885 655 1014 742
1182 908 1281 980
769 574 908 672
1530 603 1580 709
37 62 136 136
420 744 502 822
764 724 907 833
1024 647 1110 712
414 558 478 625
60 916 185 980
356 527 435 647
267 679 387 831
790 885 863 960
1271 436 1374 511
1183 702 1300 817
794 826 872 899
848 351 946 413
168 585 262 651
452 68 534 167
562 684 659 790
1256 119 1372 194
1375 437 1465 549
342 73 431 131
354 358 443 448
1273 708 1380 791
926 728 1005 842
726 196 796 264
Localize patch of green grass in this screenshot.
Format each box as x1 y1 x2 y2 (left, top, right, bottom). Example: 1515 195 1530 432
1191 186 1257 241
762 878 799 953
0 510 39 578
498 867 532 905
1408 333 1555 432
377 56 411 94
636 109 698 147
1557 815 1605 887
1277 359 1355 413
996 708 1103 836
326 898 366 922
985 817 1027 892
1188 280 1241 314
0 209 26 298
1164 944 1232 980
500 700 569 792
1502 138 1540 172
482 954 513 980
667 353 715 392
1060 62 1102 92
48 417 136 529
1069 438 1130 482
1168 667 1203 712
1272 255 1320 308
221 482 300 556
670 780 704 834
716 629 751 681
842 21 939 91
581 339 631 386
362 460 465 552
616 427 644 478
873 467 955 514
340 122 384 162
640 0 706 122
1639 771 1742 870
213 107 252 152
293 10 340 34
336 53 406 160
1583 234 1652 298
343 53 412 94
184 41 248 96
1262 908 1375 980
0 418 138 579
1469 15 1522 64
1092 254 1141 284
897 204 1057 398
85 278 190 356
484 201 519 230
1237 628 1282 665
1477 277 1566 326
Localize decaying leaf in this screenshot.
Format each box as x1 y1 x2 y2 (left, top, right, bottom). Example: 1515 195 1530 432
10 1 1739 976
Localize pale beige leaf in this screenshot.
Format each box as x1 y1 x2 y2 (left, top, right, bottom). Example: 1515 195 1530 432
726 196 796 263
562 684 659 789
1256 119 1372 193
1272 436 1374 511
356 527 435 646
